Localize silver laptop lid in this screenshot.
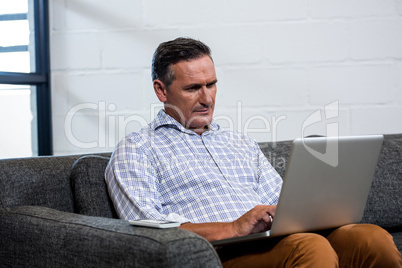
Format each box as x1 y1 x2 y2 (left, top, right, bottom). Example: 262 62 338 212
270 135 383 237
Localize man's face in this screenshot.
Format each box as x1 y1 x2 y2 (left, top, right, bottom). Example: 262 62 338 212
154 55 217 134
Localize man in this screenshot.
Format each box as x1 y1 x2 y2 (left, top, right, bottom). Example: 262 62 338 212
106 37 402 267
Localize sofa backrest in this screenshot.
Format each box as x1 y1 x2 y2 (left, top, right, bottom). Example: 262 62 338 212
360 134 402 230
259 140 292 179
0 153 117 218
0 155 78 212
70 155 118 218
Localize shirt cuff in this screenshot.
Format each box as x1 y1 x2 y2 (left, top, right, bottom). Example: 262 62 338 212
164 213 190 224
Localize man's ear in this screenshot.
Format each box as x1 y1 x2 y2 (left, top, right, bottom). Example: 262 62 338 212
153 79 168 103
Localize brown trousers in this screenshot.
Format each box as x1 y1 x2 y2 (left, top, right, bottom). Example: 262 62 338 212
217 224 402 268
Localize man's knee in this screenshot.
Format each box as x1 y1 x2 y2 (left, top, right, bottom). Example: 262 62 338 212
327 224 402 268
328 224 393 249
281 233 339 267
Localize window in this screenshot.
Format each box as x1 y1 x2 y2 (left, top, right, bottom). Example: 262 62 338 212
0 0 51 158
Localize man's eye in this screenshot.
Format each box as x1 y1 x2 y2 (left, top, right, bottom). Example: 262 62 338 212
207 83 216 88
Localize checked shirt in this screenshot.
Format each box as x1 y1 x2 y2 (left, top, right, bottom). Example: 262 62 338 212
105 110 283 224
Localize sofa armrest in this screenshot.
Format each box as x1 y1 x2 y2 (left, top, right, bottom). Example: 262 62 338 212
0 206 221 267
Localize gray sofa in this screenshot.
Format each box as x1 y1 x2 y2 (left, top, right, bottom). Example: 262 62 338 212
0 134 401 267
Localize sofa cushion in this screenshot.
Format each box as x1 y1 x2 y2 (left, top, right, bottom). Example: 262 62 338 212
70 155 118 218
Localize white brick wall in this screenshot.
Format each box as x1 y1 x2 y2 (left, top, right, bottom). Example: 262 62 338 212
307 64 396 105
263 22 349 63
224 0 308 22
49 0 402 155
309 0 395 18
398 0 402 15
351 19 402 60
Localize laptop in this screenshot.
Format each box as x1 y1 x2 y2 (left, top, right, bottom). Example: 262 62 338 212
211 135 384 246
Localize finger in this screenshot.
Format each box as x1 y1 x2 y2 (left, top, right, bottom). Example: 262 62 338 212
259 206 275 219
261 212 273 224
266 205 276 218
252 220 269 234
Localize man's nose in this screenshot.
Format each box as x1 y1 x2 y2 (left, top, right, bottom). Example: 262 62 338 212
199 87 213 106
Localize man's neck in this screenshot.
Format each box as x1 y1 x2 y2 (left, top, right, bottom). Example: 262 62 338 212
162 109 211 135
188 125 210 135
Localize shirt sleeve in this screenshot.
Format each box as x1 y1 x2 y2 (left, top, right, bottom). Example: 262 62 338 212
105 134 190 224
254 140 283 205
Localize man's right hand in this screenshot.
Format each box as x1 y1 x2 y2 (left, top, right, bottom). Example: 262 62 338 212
231 205 276 237
179 205 276 242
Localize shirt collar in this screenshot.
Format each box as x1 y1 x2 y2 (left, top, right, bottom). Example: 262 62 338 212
150 110 220 135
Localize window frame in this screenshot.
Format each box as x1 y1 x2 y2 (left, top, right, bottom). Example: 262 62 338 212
0 0 52 156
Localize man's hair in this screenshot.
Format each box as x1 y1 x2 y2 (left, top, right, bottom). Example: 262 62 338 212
151 37 213 89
